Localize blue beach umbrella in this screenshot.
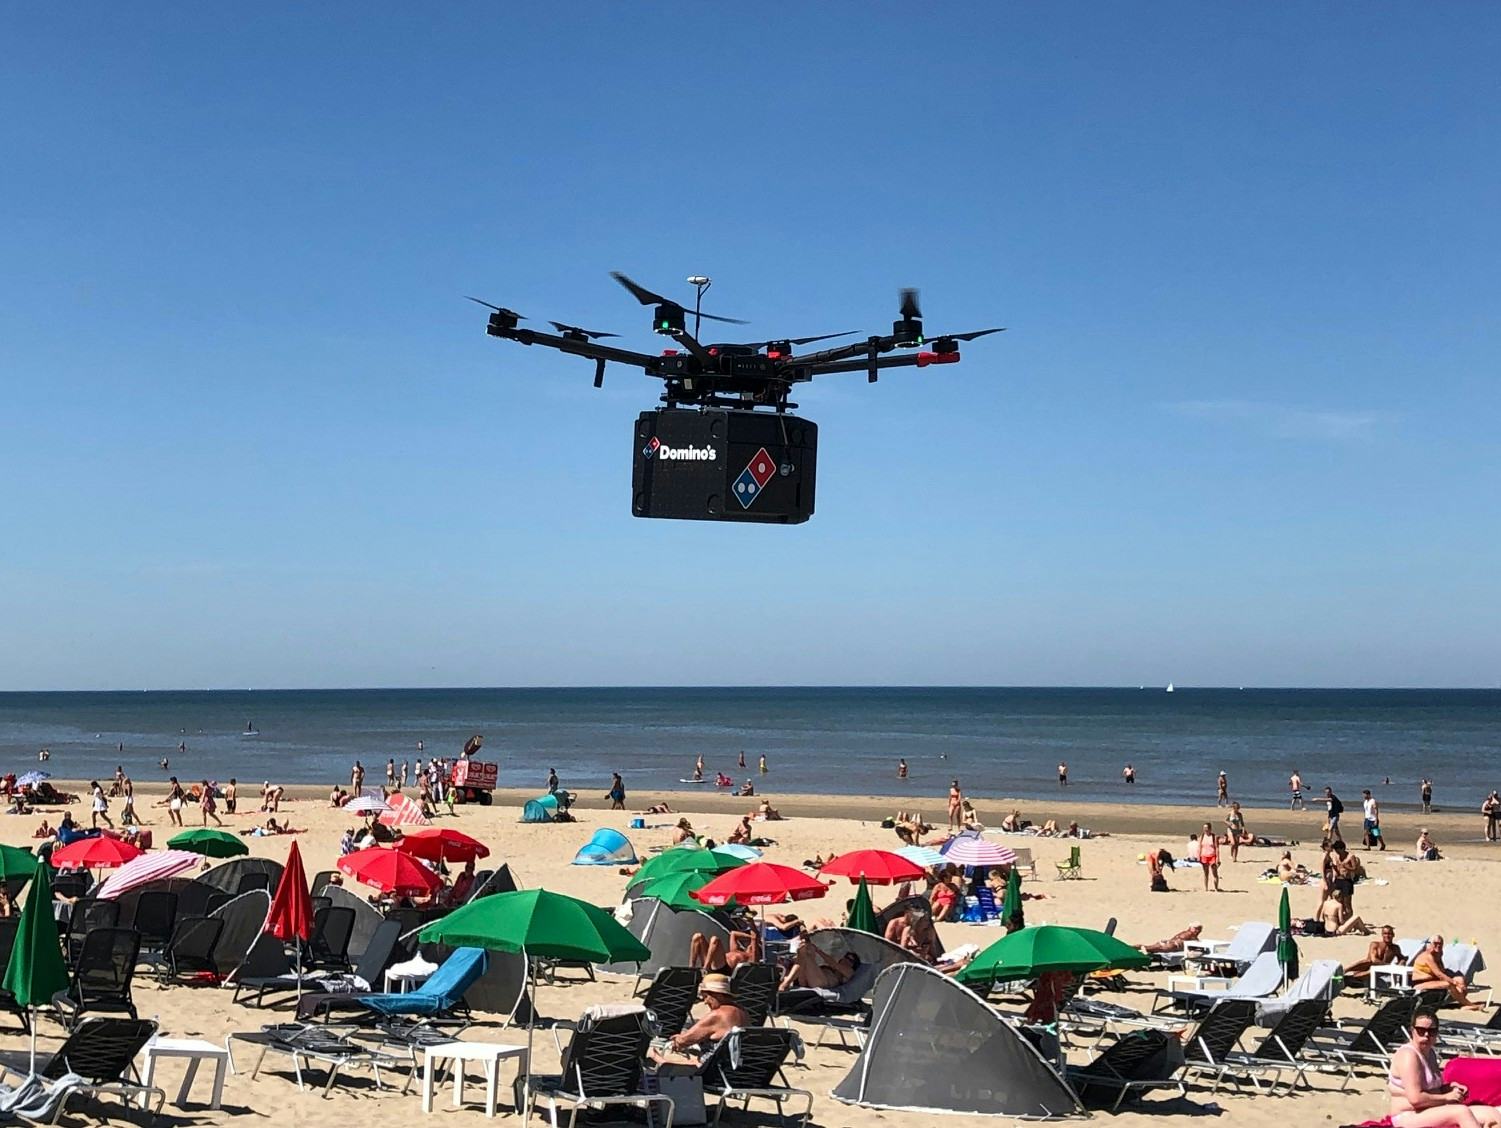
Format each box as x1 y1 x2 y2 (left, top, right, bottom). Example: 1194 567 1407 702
15 772 50 789
896 845 944 868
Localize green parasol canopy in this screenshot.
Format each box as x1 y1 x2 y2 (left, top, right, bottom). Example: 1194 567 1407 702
847 875 877 934
633 846 745 885
636 870 730 911
3 859 70 1069
957 924 1150 987
1000 866 1023 927
0 844 38 884
1276 885 1299 983
168 828 249 858
417 888 651 963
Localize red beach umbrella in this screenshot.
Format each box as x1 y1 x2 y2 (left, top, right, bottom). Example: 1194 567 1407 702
338 846 442 896
691 862 828 907
49 836 144 871
819 849 926 885
266 840 314 944
395 828 491 864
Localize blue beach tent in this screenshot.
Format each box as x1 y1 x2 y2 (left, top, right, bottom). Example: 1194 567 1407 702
522 794 559 823
573 828 636 866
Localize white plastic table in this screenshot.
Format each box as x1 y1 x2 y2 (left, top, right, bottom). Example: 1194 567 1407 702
384 969 431 993
139 1037 231 1110
420 1041 529 1118
1369 963 1413 997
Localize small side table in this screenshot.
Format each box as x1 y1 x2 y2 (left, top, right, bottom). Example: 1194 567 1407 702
139 1037 231 1110
385 969 433 993
1369 963 1413 998
420 1041 529 1117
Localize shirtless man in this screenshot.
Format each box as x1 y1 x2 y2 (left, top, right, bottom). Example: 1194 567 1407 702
1346 925 1402 985
664 974 748 1055
1289 770 1305 810
885 908 943 964
1413 936 1482 1008
779 937 860 992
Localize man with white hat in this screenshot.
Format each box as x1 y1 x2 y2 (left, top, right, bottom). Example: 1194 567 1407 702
667 973 749 1054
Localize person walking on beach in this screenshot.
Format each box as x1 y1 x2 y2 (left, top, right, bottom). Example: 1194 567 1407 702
1421 777 1434 815
1324 786 1345 841
121 777 137 825
400 760 409 788
199 779 223 827
351 760 365 795
224 778 237 814
1216 770 1230 807
1197 822 1221 891
947 779 964 832
1362 789 1385 851
1482 791 1501 843
1057 761 1068 786
1290 770 1305 810
90 781 113 830
1225 802 1246 862
897 758 908 780
166 777 186 827
1123 763 1135 784
607 773 626 810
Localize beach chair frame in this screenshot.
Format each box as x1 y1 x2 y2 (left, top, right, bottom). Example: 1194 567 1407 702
1305 994 1416 1072
1066 1027 1188 1112
51 926 141 1031
154 916 224 984
525 1012 673 1128
232 1021 400 1097
1055 845 1082 880
0 1016 165 1123
641 966 701 1039
697 1026 812 1126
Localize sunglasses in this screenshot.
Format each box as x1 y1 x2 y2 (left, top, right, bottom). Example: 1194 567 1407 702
1413 1025 1438 1036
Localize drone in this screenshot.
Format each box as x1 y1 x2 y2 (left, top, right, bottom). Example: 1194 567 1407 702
471 273 1003 524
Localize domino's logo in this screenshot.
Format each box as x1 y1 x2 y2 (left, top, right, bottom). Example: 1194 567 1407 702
732 447 777 509
642 436 661 459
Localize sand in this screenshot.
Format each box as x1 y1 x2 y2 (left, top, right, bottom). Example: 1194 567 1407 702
4 779 1498 1126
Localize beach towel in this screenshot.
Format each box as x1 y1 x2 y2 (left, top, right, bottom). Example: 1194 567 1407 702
1446 1057 1501 1106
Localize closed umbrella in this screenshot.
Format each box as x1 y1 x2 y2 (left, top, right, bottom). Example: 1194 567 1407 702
266 841 314 1004
820 849 925 885
847 876 877 934
1276 886 1299 986
1000 866 1024 932
957 924 1150 988
49 836 143 871
338 846 441 896
2 860 70 1069
418 889 650 1110
167 828 249 859
97 850 202 899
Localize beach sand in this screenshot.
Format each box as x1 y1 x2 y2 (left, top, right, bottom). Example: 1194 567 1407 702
4 780 1497 1126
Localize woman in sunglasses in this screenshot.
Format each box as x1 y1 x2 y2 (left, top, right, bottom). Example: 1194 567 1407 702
1388 1007 1501 1127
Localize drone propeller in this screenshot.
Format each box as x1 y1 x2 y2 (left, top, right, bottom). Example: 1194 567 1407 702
899 288 922 320
610 271 748 325
466 296 526 319
549 321 619 340
743 331 858 349
945 328 1006 342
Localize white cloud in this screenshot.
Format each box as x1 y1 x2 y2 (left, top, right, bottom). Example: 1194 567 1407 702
1166 399 1389 441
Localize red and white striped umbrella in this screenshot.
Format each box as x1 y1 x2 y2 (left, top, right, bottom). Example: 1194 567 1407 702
378 792 431 828
96 850 202 899
941 837 1018 867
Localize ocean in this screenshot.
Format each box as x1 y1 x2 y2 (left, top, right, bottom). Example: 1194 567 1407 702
1 687 1497 811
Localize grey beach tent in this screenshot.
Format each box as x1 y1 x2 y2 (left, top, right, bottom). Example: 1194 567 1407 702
596 898 731 979
196 856 285 896
209 889 273 979
833 963 1084 1119
322 885 385 965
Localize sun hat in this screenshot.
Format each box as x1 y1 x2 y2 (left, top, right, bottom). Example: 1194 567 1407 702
699 973 735 999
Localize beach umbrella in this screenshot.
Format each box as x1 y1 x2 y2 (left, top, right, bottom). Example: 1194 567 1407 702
939 836 1017 868
2 859 70 1070
96 850 202 899
417 889 650 1112
691 862 827 907
1000 865 1024 931
847 876 877 934
0 844 38 884
957 924 1150 987
337 846 441 896
895 844 945 868
634 847 745 885
344 795 390 816
1276 886 1299 985
711 844 761 862
266 841 314 1004
167 828 249 859
396 827 491 864
635 870 728 911
15 771 50 789
820 849 925 885
49 836 143 871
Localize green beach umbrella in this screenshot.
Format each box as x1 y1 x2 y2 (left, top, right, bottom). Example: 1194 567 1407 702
636 871 730 911
957 924 1150 988
634 846 745 885
3 859 70 1069
1276 886 1299 985
1000 866 1024 931
847 876 877 934
167 828 249 858
0 844 38 884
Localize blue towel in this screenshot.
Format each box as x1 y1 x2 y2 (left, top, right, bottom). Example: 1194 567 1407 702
358 947 488 1016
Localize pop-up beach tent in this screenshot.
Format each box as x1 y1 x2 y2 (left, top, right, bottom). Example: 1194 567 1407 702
322 884 385 964
521 794 559 823
197 856 285 896
573 829 636 866
596 897 731 980
833 963 1084 1118
211 889 274 979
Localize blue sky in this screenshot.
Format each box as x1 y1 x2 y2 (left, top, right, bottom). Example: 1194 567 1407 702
2 5 1497 690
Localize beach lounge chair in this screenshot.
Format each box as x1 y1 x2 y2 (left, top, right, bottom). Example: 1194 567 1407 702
51 927 141 1030
974 887 1001 922
153 916 225 984
1182 921 1277 977
1230 998 1356 1094
306 905 355 972
1178 999 1261 1090
231 934 299 1006
728 962 778 1028
1304 993 1417 1071
341 945 487 1021
1055 846 1082 880
0 1017 164 1124
696 1026 811 1126
525 1010 673 1128
205 891 236 916
1435 1005 1501 1054
236 872 272 896
1155 950 1284 1014
291 920 405 1018
1066 1028 1188 1112
641 966 702 1039
1256 959 1342 1025
0 918 29 1033
230 1021 402 1096
64 899 121 967
129 890 178 956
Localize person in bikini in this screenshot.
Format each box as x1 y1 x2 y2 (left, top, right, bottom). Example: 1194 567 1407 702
1387 1008 1501 1127
1413 936 1483 1008
947 780 964 832
1197 822 1221 891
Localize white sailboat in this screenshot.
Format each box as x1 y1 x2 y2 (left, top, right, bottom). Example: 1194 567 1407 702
1165 682 1175 693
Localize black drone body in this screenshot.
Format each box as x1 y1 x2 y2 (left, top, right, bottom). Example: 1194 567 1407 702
473 274 1002 524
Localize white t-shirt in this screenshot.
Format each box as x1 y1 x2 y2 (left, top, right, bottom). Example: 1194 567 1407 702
1363 797 1377 820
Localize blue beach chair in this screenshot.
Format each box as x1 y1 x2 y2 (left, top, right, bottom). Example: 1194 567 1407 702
352 946 488 1018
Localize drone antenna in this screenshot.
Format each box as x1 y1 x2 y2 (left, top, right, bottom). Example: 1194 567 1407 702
687 275 711 337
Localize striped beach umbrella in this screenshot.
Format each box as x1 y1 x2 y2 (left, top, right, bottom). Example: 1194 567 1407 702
97 850 202 899
16 771 51 789
896 844 945 868
345 795 390 816
940 836 1017 867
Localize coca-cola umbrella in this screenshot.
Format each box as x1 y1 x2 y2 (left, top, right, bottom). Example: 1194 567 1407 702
337 846 442 896
819 849 925 885
49 836 144 872
396 827 491 864
691 862 827 906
